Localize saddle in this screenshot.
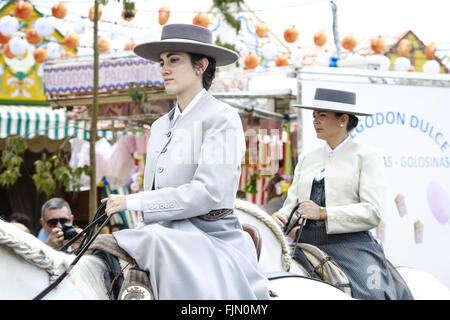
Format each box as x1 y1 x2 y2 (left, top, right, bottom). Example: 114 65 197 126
87 234 154 300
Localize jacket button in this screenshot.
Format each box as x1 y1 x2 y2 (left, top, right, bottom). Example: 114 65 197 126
157 167 164 173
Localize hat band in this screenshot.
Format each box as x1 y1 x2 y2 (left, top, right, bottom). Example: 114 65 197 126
159 38 212 45
313 99 356 113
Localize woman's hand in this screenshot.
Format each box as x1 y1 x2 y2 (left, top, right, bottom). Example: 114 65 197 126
298 200 326 220
101 195 127 217
271 211 287 228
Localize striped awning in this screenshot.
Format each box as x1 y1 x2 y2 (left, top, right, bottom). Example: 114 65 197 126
0 106 115 140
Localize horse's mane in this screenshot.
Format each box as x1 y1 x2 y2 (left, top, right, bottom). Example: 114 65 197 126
234 199 292 271
0 218 74 280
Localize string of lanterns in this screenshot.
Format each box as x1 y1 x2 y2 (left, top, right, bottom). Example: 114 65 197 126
0 0 442 74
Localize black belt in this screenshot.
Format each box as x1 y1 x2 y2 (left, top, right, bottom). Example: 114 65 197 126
198 208 233 221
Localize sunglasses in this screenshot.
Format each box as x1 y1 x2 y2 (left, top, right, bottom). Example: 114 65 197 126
46 218 69 228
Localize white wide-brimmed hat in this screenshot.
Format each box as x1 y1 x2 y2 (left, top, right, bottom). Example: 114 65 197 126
133 24 239 67
292 88 373 116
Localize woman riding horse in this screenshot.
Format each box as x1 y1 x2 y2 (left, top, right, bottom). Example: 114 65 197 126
102 24 269 300
272 88 414 300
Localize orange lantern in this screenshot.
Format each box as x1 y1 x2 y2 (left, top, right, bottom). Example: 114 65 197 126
0 32 11 45
124 40 135 51
370 36 386 54
408 65 416 72
244 53 260 69
283 26 298 43
425 42 436 60
14 1 33 20
89 5 102 22
255 22 269 38
397 39 412 57
275 54 289 67
3 42 16 59
64 32 80 50
99 37 110 54
26 28 43 45
158 6 170 25
192 12 210 28
33 47 47 63
342 35 357 51
313 30 327 47
52 2 67 19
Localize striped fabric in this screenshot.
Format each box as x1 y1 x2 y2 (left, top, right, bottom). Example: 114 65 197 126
103 183 139 230
0 106 115 140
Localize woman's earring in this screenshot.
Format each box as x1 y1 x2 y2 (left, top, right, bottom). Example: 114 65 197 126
340 124 344 128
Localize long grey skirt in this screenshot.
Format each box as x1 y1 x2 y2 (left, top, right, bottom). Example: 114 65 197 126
294 220 414 300
113 213 270 300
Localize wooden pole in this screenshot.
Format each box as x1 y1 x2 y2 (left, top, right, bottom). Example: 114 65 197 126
89 0 99 221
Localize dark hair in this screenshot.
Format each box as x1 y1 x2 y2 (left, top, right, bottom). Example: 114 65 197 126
335 112 359 132
188 53 216 90
9 212 32 230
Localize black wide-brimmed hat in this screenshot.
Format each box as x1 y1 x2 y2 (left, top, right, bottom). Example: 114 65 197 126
133 24 239 67
292 88 373 116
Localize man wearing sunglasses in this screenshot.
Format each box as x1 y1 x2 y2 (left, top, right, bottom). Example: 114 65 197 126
38 197 80 249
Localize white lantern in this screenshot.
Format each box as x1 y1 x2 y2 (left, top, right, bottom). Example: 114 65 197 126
106 24 121 41
35 18 55 37
9 37 28 56
0 16 19 36
422 59 440 74
47 42 60 59
73 17 88 34
373 54 390 71
316 50 331 66
261 42 277 60
141 29 159 43
394 57 411 72
290 48 304 66
346 52 362 61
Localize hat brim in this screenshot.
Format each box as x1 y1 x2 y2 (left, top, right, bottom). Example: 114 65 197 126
133 39 239 67
291 104 374 116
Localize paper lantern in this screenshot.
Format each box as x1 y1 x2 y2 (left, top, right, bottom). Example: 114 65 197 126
275 54 289 67
422 59 440 74
52 2 67 19
342 35 357 51
98 37 110 54
394 57 411 72
316 50 331 66
73 17 88 34
25 28 42 45
47 42 60 59
14 1 33 20
255 22 269 38
262 42 277 59
192 12 210 28
2 42 16 59
64 32 80 50
398 39 412 57
284 26 298 43
371 36 386 54
33 47 47 63
373 54 390 71
158 6 170 25
124 40 135 51
106 25 121 40
35 17 55 37
0 32 11 45
425 42 437 60
9 37 28 56
290 48 304 66
243 53 260 69
0 16 19 36
89 5 102 22
122 9 136 22
314 30 327 47
61 51 75 58
408 66 415 72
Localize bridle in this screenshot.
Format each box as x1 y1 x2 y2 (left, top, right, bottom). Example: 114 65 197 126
284 203 307 250
33 202 112 300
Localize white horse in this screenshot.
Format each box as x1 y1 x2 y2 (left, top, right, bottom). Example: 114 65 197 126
233 198 450 300
0 214 350 300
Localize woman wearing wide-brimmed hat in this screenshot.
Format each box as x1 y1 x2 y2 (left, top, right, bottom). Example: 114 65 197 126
102 24 269 299
272 88 413 299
